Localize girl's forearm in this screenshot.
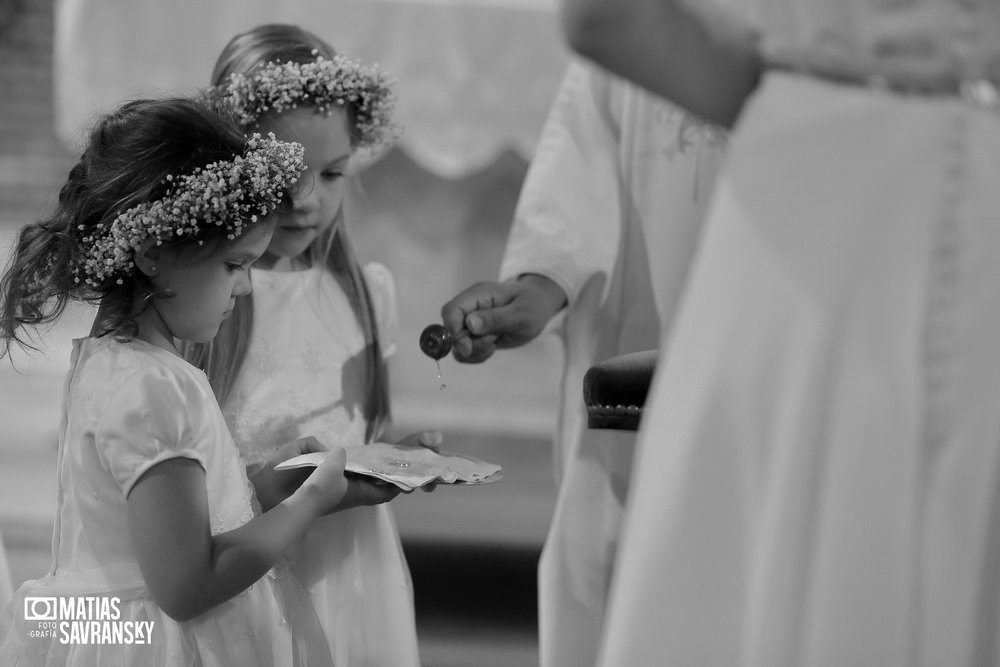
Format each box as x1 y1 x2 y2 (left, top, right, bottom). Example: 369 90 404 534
156 486 323 621
562 0 761 128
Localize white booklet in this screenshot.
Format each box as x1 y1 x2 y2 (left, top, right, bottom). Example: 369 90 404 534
275 442 504 492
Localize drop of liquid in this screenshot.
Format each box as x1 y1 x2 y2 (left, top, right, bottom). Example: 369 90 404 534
436 360 446 391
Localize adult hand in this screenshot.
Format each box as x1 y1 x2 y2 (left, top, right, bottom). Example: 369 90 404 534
440 274 567 363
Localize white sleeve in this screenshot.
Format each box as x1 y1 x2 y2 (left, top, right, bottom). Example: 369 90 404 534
499 59 625 308
362 262 399 359
96 365 210 498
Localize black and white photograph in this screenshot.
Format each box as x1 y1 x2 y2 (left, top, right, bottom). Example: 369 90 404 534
2 0 1000 666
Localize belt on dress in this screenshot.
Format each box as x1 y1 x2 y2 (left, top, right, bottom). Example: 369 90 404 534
766 57 1000 111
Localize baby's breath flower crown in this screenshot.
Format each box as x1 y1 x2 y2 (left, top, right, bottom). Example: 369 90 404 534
216 53 397 150
72 133 305 288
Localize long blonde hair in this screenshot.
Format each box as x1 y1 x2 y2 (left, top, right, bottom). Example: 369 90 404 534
185 24 390 442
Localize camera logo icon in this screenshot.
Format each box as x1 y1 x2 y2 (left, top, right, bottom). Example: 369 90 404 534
24 597 57 621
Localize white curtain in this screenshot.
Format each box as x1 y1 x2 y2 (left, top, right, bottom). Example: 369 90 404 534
54 0 568 177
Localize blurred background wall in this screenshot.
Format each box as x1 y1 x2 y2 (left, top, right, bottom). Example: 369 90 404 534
0 1 575 664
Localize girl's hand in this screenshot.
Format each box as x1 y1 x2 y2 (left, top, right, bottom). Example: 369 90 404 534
395 429 443 452
250 436 329 512
298 446 352 515
334 476 402 510
299 447 402 512
394 430 443 492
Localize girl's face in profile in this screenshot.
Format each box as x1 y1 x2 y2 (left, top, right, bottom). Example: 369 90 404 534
259 107 352 268
142 220 275 347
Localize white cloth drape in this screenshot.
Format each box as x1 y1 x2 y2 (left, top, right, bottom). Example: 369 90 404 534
54 0 569 177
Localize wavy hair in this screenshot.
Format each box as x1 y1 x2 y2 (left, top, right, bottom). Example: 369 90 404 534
0 97 282 360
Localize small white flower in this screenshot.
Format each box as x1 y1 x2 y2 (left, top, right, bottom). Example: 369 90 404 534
70 135 305 285
215 54 399 151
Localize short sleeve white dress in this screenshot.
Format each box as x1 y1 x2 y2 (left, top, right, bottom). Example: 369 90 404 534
0 336 332 667
222 262 419 667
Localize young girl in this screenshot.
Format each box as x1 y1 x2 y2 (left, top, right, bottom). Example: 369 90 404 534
562 1 1000 666
189 24 423 666
0 96 390 666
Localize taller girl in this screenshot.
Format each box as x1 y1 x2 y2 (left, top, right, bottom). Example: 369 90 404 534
197 24 421 666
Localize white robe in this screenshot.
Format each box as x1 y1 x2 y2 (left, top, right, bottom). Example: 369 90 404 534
599 68 1000 667
499 59 727 667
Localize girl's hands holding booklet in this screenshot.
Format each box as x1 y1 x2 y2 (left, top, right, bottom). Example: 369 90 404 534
276 441 503 492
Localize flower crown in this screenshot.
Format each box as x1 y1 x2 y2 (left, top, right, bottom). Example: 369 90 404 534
215 53 398 150
72 133 305 287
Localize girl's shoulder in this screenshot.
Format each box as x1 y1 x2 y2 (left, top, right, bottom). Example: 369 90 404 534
73 338 220 498
361 262 398 355
73 337 210 405
360 262 395 297
360 262 397 319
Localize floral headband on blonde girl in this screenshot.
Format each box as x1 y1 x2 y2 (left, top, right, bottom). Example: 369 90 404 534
213 53 398 150
73 133 305 288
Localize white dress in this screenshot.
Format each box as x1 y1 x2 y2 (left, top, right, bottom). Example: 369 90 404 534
222 262 420 667
0 336 332 667
599 2 1000 665
499 59 726 667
